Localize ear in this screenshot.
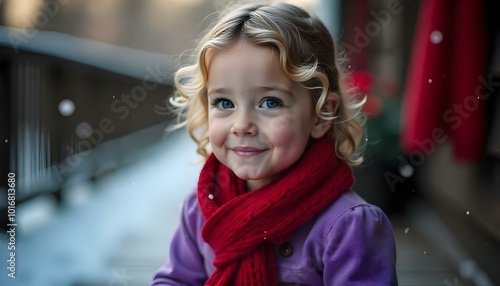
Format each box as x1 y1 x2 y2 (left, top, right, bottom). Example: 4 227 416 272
310 93 339 139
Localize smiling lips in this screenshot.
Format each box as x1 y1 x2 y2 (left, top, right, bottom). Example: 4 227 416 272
231 146 267 157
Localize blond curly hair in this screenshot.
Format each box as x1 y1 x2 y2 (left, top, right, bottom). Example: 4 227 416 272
169 1 365 165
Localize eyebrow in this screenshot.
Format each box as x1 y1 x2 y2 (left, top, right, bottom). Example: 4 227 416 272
207 85 293 97
253 85 293 97
207 87 232 96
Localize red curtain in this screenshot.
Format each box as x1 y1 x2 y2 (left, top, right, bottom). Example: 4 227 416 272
402 0 488 162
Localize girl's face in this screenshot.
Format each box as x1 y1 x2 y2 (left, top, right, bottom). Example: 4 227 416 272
206 40 329 191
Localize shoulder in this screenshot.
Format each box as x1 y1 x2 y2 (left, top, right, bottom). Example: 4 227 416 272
320 189 380 218
179 191 205 243
183 190 201 215
318 190 394 237
180 190 206 224
314 190 396 252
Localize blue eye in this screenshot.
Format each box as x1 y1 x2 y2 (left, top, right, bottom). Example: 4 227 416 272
260 97 283 109
211 98 234 109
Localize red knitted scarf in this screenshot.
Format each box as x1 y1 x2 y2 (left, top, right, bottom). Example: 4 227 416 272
197 136 354 286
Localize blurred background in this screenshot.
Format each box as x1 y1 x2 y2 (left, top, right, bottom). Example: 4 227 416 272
0 0 499 285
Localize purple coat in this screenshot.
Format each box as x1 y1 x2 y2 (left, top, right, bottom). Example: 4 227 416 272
152 190 398 285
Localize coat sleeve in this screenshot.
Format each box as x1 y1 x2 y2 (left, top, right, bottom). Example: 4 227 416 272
322 204 398 285
151 192 209 286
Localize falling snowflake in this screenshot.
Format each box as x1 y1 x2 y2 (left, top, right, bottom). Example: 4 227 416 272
428 79 433 83
399 164 414 178
423 251 427 255
59 99 75 117
466 211 470 215
430 31 443 44
76 122 92 139
4 139 7 143
404 228 409 234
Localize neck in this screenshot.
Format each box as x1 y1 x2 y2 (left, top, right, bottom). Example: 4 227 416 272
245 177 271 192
245 168 291 191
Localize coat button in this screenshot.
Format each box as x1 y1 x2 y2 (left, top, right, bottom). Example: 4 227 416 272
279 242 293 257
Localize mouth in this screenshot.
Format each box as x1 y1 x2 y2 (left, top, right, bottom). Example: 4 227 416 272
230 146 267 158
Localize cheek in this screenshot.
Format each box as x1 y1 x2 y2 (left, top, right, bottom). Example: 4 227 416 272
265 110 315 158
264 108 302 135
266 117 307 146
208 118 228 147
266 117 289 135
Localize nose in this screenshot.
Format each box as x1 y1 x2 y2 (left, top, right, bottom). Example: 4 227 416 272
231 110 257 136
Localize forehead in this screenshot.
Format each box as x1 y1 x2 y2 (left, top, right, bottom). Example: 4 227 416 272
206 40 276 66
205 40 290 86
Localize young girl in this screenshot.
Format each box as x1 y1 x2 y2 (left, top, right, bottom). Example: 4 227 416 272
152 2 397 285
